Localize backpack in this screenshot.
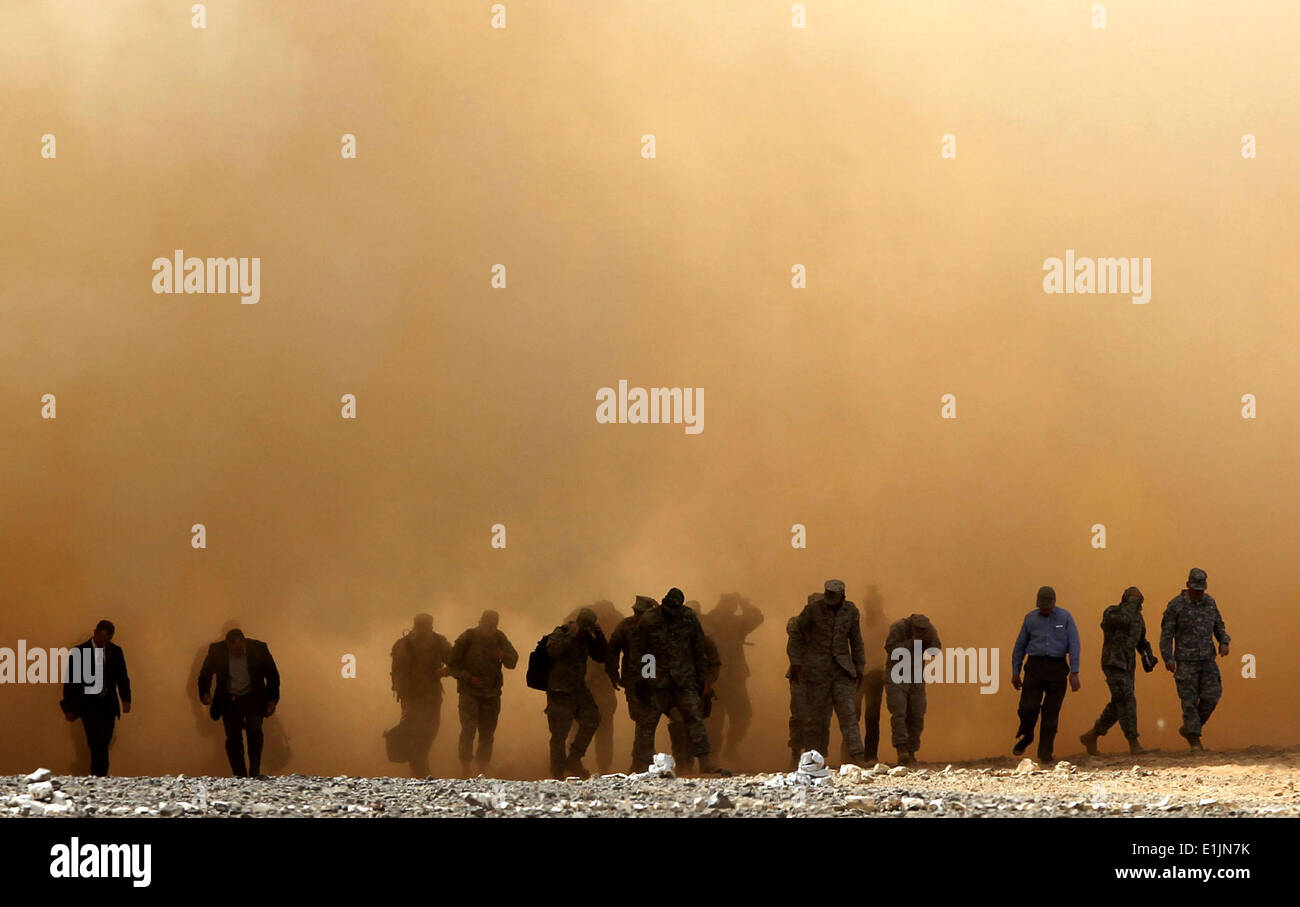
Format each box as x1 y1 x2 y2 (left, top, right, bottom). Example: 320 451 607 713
526 635 552 691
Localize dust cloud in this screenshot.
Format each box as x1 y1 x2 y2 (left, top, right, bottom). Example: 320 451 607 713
1 2 1296 777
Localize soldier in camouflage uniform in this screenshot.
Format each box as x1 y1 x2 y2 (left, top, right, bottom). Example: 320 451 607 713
789 580 869 766
544 606 610 779
390 614 454 777
668 601 722 773
606 595 657 726
701 593 764 762
566 600 624 774
630 588 726 775
447 609 519 775
883 613 941 766
1159 568 1230 751
1080 587 1154 756
786 594 818 769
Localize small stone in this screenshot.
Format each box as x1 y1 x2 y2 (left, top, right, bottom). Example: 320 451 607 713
901 796 925 810
24 768 53 784
27 782 54 802
1013 758 1037 774
706 792 734 810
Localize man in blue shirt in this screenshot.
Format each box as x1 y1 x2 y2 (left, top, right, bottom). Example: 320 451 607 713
1010 586 1081 763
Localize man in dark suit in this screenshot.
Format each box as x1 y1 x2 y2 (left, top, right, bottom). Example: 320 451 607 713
60 619 131 776
198 628 280 777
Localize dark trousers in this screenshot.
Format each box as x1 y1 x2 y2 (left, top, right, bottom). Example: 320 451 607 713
457 692 501 766
80 704 117 777
861 668 885 759
222 694 265 777
1016 656 1068 760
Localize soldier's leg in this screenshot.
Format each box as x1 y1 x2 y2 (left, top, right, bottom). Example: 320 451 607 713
1196 661 1222 730
476 695 501 767
1093 669 1122 735
569 686 601 760
545 692 575 775
245 706 265 777
221 702 248 777
409 697 441 777
726 680 753 755
457 691 478 767
831 674 865 758
1036 664 1068 760
674 687 712 758
1174 662 1204 736
862 669 884 761
666 708 690 770
1114 671 1139 740
593 692 615 773
907 684 926 754
885 681 912 754
704 698 725 757
787 681 801 758
801 677 834 757
632 690 669 770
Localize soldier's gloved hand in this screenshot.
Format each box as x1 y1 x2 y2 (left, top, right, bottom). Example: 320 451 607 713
264 701 277 717
489 648 505 661
200 693 213 706
1068 673 1081 693
1011 674 1022 691
1219 643 1229 657
1165 661 1176 673
701 681 714 699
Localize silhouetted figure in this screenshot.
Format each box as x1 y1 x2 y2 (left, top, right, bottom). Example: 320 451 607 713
701 593 763 762
389 614 453 777
60 619 131 776
1011 586 1081 763
789 580 868 766
566 600 623 773
198 628 281 778
545 606 609 779
606 596 657 772
448 609 518 775
669 601 722 773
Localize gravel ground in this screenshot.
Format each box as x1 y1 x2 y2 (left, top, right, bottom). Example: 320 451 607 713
5 746 1298 818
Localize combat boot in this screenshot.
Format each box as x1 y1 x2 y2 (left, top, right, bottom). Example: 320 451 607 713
563 756 591 780
1127 738 1149 755
697 753 733 776
1177 725 1202 751
897 751 916 766
1012 734 1032 756
1079 728 1100 756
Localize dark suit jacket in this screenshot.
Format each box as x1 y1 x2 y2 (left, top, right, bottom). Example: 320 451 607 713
60 639 131 718
198 639 280 720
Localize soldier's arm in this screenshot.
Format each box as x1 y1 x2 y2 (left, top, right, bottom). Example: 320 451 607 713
604 626 625 685
692 622 709 686
788 608 812 667
927 629 942 653
588 627 610 663
1158 605 1177 664
740 600 764 634
1135 612 1153 658
1213 605 1231 647
849 609 866 672
447 633 472 682
116 648 132 704
500 633 519 670
545 626 573 658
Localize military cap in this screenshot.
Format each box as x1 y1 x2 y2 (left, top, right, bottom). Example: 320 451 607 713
1187 568 1207 591
632 595 656 613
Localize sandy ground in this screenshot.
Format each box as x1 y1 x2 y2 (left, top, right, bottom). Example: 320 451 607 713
5 745 1298 818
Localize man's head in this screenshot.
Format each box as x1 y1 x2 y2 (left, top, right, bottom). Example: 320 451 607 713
576 607 599 630
1036 586 1056 615
225 627 246 657
823 579 845 607
662 588 685 611
477 610 500 635
1186 568 1207 599
714 593 743 615
1122 586 1144 607
632 595 656 618
413 613 434 638
92 620 115 647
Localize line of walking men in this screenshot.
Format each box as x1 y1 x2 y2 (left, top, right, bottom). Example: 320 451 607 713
56 566 1230 778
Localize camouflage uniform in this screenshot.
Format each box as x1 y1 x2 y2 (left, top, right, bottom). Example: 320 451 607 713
883 614 941 758
786 598 817 765
545 615 609 777
567 602 623 773
700 594 764 759
391 627 454 777
1159 577 1230 739
1090 594 1151 740
630 590 714 771
669 627 721 772
448 622 518 770
790 581 867 761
